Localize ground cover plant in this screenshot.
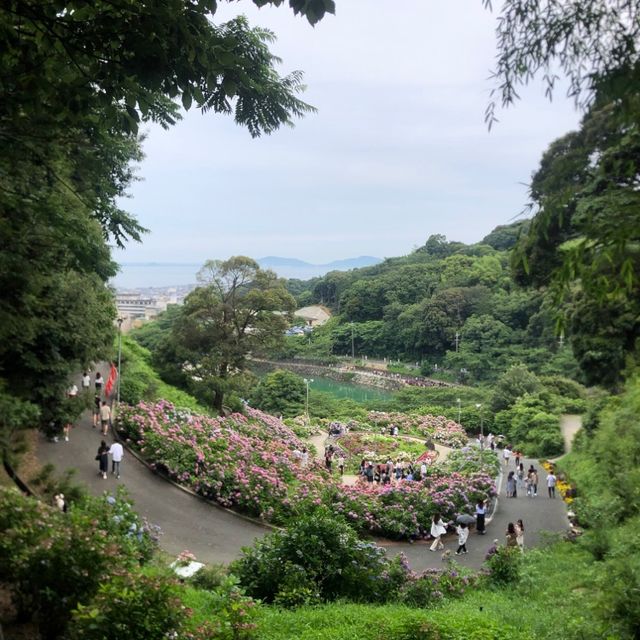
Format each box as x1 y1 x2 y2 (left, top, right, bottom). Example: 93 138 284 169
246 542 604 640
0 487 160 639
116 401 495 539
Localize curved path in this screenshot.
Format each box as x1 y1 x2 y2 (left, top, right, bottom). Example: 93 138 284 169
36 404 268 565
34 375 573 572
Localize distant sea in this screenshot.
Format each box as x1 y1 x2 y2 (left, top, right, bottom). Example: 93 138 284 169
111 262 336 290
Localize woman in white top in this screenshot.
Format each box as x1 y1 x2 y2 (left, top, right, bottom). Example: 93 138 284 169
515 518 525 551
429 513 448 551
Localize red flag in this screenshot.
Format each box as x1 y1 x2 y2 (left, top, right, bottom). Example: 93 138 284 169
104 363 118 397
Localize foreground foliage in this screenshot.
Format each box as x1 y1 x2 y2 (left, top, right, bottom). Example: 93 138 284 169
0 487 158 639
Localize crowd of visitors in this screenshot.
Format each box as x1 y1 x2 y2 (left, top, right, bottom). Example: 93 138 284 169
57 367 125 482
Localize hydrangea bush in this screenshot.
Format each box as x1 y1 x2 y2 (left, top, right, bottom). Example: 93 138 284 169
117 402 496 539
365 411 468 447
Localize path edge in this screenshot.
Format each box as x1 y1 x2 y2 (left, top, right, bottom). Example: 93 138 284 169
112 424 279 533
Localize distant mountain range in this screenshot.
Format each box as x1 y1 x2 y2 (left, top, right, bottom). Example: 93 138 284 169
114 256 383 288
257 256 381 270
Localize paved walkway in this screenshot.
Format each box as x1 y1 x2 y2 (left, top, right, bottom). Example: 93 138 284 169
35 373 578 572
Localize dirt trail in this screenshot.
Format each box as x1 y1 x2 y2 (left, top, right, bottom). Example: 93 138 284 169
560 414 582 453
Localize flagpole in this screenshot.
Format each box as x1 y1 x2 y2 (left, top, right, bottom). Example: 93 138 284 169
116 318 123 406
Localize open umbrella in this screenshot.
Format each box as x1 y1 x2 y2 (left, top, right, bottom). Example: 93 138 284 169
456 514 476 525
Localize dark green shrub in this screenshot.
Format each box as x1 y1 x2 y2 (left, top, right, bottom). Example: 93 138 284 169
0 487 159 639
231 508 388 604
189 563 228 591
119 375 147 404
250 369 305 417
485 544 522 585
272 563 318 608
69 574 187 640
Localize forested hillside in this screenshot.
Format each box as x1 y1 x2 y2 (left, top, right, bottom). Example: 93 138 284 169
281 225 580 384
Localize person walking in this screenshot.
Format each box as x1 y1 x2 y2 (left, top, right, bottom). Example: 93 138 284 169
109 441 124 479
81 371 91 392
99 401 111 436
547 470 557 498
502 446 511 466
506 471 516 498
529 468 539 498
96 440 109 480
515 519 525 552
455 522 469 555
517 463 525 490
62 420 72 442
429 513 447 551
337 454 345 476
506 522 518 548
365 463 374 483
94 371 103 394
475 498 487 535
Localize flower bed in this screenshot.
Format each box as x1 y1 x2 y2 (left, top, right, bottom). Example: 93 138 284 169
337 433 426 464
441 447 500 477
319 470 495 539
365 411 468 448
117 402 495 539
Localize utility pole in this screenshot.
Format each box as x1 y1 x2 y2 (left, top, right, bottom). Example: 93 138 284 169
303 378 313 423
455 331 460 352
476 403 484 449
350 323 355 359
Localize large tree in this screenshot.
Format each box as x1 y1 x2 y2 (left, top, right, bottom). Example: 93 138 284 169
512 87 640 385
0 1 332 444
485 0 640 124
166 257 296 412
483 0 640 385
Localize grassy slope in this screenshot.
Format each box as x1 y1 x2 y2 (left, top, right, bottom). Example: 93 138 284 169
178 544 600 640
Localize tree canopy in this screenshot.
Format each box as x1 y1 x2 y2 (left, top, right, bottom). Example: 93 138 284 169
0 0 330 442
159 257 296 412
485 0 640 124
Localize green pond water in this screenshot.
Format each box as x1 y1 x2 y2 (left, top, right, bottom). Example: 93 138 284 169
308 376 394 404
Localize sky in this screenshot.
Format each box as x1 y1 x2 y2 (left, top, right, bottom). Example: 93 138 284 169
114 1 582 266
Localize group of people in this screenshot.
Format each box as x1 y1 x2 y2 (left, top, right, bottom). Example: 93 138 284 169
87 371 113 436
359 458 429 484
428 498 488 553
62 369 125 480
292 446 310 467
428 503 526 556
96 439 123 479
505 462 556 499
429 514 472 555
60 371 110 442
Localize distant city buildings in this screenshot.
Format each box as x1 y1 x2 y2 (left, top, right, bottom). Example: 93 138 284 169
114 285 196 331
114 291 332 334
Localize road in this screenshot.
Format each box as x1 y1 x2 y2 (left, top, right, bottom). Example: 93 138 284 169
35 381 578 572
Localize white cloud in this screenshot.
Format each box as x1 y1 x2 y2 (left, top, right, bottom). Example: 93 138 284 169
116 1 581 266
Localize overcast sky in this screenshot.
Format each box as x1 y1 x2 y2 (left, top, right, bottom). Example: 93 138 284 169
114 1 581 266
